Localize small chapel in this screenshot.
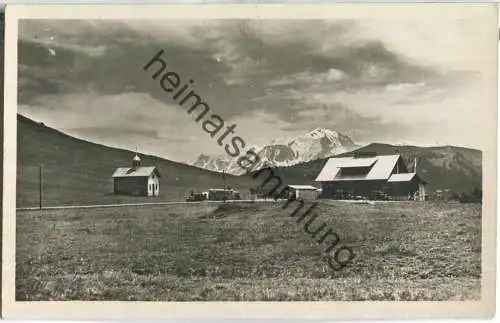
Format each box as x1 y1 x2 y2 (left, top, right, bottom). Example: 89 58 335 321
111 154 161 196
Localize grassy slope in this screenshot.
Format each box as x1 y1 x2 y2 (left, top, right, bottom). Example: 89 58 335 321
16 201 481 301
260 143 482 194
17 114 256 207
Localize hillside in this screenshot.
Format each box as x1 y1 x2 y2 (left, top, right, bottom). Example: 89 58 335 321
252 143 482 194
17 114 256 207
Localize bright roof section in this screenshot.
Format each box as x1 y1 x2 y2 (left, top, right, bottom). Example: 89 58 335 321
112 166 159 178
387 173 417 182
315 155 401 182
287 185 321 190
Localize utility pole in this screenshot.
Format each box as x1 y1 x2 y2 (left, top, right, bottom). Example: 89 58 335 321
222 168 227 190
39 164 43 210
222 168 227 203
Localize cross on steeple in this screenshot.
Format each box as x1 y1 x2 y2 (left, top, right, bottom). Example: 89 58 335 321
132 147 141 168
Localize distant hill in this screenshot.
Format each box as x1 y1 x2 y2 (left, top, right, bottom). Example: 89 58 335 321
353 143 482 193
16 114 482 207
193 128 358 175
17 114 255 207
250 143 482 194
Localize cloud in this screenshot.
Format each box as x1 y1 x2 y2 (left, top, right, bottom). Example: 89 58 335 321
385 82 426 92
266 68 346 87
19 92 220 162
16 17 493 162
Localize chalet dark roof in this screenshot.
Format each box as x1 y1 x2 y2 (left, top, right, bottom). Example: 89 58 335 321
112 166 161 178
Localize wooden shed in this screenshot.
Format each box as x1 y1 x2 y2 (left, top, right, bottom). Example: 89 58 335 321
111 154 161 196
285 185 321 200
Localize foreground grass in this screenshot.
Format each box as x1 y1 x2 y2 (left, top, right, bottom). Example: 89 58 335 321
16 200 481 301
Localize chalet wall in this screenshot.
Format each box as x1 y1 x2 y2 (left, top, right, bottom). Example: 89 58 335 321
320 178 420 199
391 158 409 174
294 189 320 200
386 179 419 197
113 177 149 196
320 180 387 198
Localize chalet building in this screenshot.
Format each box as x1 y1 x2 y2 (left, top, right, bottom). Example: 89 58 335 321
111 154 161 196
284 185 322 200
315 152 427 201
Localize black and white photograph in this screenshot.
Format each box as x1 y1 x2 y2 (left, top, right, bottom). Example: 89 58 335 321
2 3 497 320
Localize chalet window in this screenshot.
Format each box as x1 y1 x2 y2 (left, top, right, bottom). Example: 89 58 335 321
338 166 371 177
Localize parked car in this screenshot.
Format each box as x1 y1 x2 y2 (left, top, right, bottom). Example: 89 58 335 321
370 190 390 201
186 192 207 202
207 189 241 201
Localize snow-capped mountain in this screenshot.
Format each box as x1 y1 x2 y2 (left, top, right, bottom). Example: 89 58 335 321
193 128 359 175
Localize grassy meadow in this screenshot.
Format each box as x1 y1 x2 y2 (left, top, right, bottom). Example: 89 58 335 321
16 200 481 301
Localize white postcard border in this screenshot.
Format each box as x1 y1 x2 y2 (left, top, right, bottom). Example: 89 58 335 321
2 3 497 319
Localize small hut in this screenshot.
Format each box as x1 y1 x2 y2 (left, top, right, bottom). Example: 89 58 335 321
285 185 321 200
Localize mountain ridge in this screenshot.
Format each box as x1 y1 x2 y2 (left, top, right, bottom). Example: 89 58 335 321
193 128 359 174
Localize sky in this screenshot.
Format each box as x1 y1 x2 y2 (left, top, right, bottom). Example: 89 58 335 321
17 14 496 163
